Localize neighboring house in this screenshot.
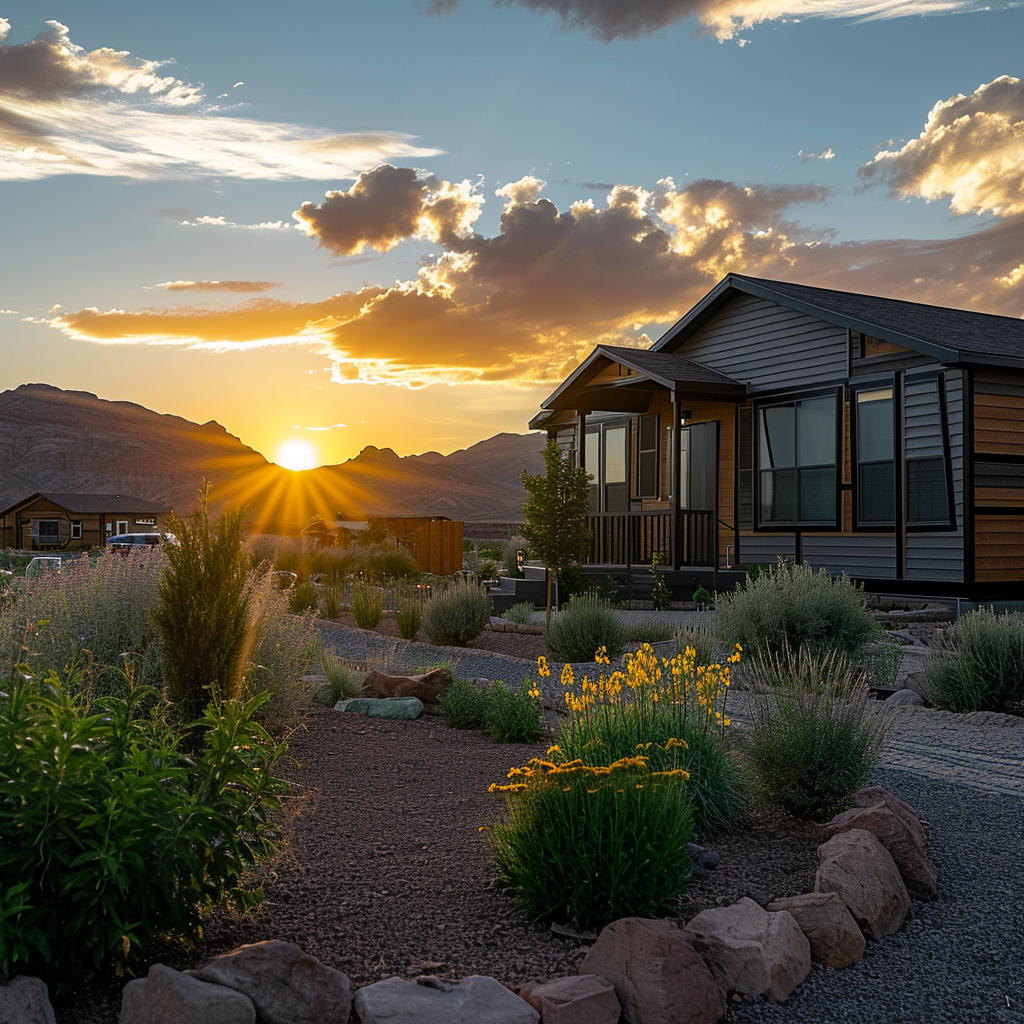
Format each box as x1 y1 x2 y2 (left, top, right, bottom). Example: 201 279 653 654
530 273 1024 599
0 492 169 551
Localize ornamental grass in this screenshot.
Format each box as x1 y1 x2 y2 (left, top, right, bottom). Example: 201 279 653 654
548 642 746 835
485 751 694 933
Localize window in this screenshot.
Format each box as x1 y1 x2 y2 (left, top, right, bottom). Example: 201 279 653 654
71 521 83 539
758 394 837 525
856 388 895 525
604 426 627 513
37 520 58 538
115 520 128 534
905 377 952 527
637 414 658 498
585 430 599 511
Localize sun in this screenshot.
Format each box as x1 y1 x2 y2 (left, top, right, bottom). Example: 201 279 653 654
274 439 319 471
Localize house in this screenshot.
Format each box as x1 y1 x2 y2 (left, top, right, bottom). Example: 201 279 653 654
530 274 1024 599
0 492 169 551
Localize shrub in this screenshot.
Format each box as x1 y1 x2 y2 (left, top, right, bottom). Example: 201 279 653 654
858 635 904 692
477 560 500 584
319 648 365 701
289 581 319 614
319 586 342 620
715 559 880 659
0 672 287 993
620 612 676 645
439 676 490 729
363 545 421 582
486 755 693 933
421 578 492 646
545 593 625 663
352 585 384 630
649 551 673 610
742 645 887 820
395 602 421 639
484 679 544 743
925 610 1024 712
691 585 714 608
153 500 253 721
553 645 746 836
503 600 535 626
503 535 528 579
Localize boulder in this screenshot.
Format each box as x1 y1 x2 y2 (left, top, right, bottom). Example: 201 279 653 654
518 975 620 1024
354 975 538 1023
364 668 452 704
684 898 811 1003
853 786 926 844
120 964 255 1024
579 917 725 1024
189 940 351 1024
0 976 56 1024
766 892 866 967
815 829 912 939
885 688 925 707
824 801 937 901
335 697 423 720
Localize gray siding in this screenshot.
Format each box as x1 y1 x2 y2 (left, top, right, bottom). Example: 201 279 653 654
906 534 963 583
738 535 795 566
679 294 848 392
801 536 897 578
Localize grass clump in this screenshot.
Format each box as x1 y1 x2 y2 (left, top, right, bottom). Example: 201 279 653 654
545 593 625 663
742 645 887 821
502 600 535 626
439 676 490 729
352 585 384 630
395 602 422 639
484 679 545 743
620 612 676 645
421 577 492 646
925 610 1024 713
486 754 693 933
320 648 365 701
288 581 319 614
715 559 880 658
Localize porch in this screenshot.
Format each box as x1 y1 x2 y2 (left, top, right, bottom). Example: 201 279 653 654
586 509 717 568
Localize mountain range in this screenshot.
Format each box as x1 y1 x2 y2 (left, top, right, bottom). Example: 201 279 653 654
0 384 547 527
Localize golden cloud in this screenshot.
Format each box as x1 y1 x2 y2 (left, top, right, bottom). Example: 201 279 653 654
0 19 441 181
861 76 1024 217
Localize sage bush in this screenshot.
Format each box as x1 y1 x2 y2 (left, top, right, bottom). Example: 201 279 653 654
544 593 625 663
421 577 491 646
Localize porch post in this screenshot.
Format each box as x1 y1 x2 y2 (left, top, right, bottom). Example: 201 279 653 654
576 410 587 470
671 391 681 570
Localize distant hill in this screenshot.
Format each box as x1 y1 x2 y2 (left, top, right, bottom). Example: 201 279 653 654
0 384 547 529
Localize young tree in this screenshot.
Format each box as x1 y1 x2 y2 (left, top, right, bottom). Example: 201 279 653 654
152 490 254 722
520 438 592 623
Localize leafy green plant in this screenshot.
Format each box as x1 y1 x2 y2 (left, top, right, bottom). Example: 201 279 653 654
351 584 384 630
289 581 319 614
421 577 492 646
152 497 253 722
502 600 535 626
503 535 528 579
715 559 880 659
742 645 887 820
319 648 365 701
0 670 288 993
544 593 625 663
486 754 693 933
484 679 544 743
395 602 422 640
477 560 500 584
691 585 714 608
649 551 673 610
925 610 1024 712
439 676 490 729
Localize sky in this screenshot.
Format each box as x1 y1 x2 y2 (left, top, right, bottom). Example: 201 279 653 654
2 1 1023 470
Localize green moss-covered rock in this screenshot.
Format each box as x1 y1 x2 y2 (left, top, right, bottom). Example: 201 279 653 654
334 697 423 720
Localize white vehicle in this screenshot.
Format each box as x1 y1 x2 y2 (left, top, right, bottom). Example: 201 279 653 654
25 556 63 577
107 532 178 552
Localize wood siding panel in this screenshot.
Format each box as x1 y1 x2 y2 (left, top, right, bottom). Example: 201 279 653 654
974 393 1024 455
975 516 1024 581
801 535 897 578
976 487 1024 506
678 295 848 392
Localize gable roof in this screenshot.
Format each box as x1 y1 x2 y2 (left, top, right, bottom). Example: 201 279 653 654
653 274 1024 366
0 492 167 518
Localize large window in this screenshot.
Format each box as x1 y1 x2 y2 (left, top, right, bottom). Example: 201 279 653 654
905 377 952 527
856 388 895 525
758 394 837 525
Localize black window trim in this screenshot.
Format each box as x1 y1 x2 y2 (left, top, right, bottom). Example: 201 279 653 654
903 370 957 532
851 378 898 532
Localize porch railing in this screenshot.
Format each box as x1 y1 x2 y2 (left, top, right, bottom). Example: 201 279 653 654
585 510 715 567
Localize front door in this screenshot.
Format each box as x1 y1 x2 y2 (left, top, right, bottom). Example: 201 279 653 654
680 421 717 510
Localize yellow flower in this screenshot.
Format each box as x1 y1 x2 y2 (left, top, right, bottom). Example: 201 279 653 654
537 655 551 678
477 826 487 832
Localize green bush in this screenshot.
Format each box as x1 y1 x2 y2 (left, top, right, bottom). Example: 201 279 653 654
486 756 693 933
319 648 365 701
925 610 1024 712
502 600 535 626
289 581 319 614
153 501 253 722
715 559 880 658
742 645 887 820
545 593 625 663
421 578 492 646
395 602 421 639
352 585 384 630
503 535 528 579
477 560 500 584
319 587 342 620
858 636 904 692
0 672 287 993
439 676 490 729
484 680 544 743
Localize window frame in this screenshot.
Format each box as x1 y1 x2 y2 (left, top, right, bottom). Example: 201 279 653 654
852 384 897 529
903 372 956 532
755 389 841 529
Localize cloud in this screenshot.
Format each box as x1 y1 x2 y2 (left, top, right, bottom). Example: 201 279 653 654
179 215 296 230
800 148 835 162
860 76 1024 217
294 164 484 255
432 0 1009 41
0 19 440 181
152 280 282 293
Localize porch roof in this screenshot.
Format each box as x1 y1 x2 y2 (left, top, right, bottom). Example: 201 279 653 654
531 344 745 427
